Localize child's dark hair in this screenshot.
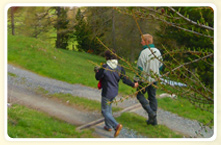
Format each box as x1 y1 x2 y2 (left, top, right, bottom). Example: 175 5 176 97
104 49 117 60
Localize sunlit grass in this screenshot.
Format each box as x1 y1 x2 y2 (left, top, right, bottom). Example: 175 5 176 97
8 35 135 95
8 104 95 138
158 97 213 126
116 112 183 138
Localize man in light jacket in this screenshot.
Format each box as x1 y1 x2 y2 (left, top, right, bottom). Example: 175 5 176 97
135 34 163 126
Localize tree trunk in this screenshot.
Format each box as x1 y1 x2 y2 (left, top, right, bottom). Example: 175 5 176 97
112 8 116 50
11 7 15 35
56 7 61 48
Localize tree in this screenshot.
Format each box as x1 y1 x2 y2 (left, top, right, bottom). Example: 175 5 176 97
54 7 71 49
112 8 116 50
10 7 15 35
74 8 91 52
23 7 53 39
74 8 103 53
85 7 159 62
8 7 20 35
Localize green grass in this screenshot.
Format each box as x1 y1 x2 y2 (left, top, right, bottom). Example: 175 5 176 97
158 97 213 126
8 100 183 138
8 35 101 86
8 34 135 95
8 104 95 138
116 112 183 138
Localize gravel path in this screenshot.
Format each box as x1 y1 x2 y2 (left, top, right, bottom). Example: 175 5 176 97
8 84 101 126
7 64 214 138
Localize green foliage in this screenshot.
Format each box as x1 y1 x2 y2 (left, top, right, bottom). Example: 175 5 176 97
86 7 160 62
74 8 103 54
8 7 75 50
8 7 55 39
74 9 90 51
155 7 214 88
8 104 95 138
53 7 72 49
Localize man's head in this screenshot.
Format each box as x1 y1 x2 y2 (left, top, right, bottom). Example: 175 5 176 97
141 34 153 46
104 49 117 60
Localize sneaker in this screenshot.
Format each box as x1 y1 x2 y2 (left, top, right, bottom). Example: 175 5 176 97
146 117 157 126
114 124 123 137
104 126 112 131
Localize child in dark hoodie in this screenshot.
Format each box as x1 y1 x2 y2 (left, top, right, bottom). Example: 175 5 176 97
95 50 138 137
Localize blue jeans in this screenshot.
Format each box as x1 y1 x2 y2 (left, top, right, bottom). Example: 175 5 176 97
101 97 118 130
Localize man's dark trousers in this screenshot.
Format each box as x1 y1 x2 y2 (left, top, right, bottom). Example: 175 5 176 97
136 82 158 124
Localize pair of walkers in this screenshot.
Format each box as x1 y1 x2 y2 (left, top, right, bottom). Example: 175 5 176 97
95 34 163 137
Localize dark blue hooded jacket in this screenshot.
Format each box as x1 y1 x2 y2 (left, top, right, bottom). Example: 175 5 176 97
95 63 134 100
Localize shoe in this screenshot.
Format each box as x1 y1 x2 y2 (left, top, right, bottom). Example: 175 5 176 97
146 116 157 126
114 124 123 137
104 126 112 131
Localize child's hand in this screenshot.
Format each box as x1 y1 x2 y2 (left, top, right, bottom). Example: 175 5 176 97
94 66 100 72
133 82 139 88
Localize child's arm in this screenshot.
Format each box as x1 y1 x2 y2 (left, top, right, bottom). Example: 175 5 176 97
120 67 135 87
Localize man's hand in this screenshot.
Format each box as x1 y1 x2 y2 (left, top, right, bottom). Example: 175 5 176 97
133 82 139 88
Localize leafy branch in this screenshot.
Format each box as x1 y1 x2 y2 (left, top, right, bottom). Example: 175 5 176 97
115 7 214 38
168 7 214 31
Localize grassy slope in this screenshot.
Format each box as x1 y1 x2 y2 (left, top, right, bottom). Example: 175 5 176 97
116 113 182 138
8 104 94 138
8 35 134 95
8 102 183 138
158 97 213 126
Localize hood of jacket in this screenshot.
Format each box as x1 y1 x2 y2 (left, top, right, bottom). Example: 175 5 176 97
107 59 118 69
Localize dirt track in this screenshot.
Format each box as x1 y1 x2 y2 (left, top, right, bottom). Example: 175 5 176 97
7 64 214 138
